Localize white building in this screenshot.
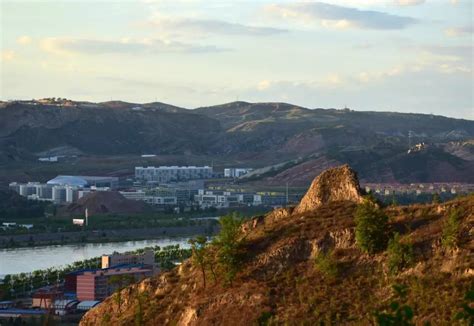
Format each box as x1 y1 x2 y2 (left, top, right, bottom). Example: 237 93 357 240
224 168 253 178
194 190 261 208
120 190 177 206
135 166 213 183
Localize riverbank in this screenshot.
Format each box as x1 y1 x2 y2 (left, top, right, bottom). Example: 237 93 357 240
0 224 216 249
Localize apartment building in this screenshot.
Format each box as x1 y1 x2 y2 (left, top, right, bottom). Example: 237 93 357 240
135 166 213 183
76 266 153 301
101 250 155 269
224 168 253 178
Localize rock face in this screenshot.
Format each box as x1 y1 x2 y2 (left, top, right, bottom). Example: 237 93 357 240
293 164 364 214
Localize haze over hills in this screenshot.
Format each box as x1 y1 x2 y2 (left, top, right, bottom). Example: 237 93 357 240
0 99 473 184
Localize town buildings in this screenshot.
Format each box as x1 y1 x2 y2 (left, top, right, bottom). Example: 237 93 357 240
9 175 118 205
224 168 253 178
101 250 155 269
135 166 213 183
76 266 153 301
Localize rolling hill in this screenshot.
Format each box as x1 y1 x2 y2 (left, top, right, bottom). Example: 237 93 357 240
80 166 474 325
0 99 473 184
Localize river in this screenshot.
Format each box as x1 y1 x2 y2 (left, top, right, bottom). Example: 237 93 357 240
0 238 191 277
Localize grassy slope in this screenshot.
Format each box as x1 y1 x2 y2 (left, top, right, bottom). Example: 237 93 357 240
80 195 473 325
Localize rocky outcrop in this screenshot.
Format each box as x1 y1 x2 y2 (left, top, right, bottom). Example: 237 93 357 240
79 167 474 326
293 164 364 214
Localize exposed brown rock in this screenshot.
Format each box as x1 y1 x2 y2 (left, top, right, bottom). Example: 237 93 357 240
60 191 150 216
293 164 364 214
79 172 474 326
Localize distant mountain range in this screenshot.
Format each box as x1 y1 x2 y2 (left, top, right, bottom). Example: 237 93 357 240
0 99 473 184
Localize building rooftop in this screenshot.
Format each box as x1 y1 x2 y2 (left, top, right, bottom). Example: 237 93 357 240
47 175 118 187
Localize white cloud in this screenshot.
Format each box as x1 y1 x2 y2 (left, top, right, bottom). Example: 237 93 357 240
148 16 287 37
393 0 425 6
39 37 228 55
444 25 473 37
264 2 418 30
257 80 271 91
16 35 33 45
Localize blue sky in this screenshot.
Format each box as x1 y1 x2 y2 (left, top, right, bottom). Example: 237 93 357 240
1 0 472 119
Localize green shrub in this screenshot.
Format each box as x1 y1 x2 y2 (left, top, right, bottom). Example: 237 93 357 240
454 284 474 325
387 233 414 274
314 250 339 278
374 284 414 326
441 209 462 249
257 311 274 326
355 199 389 254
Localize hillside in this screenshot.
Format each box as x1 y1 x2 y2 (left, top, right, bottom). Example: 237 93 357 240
0 100 220 159
80 166 473 325
0 99 473 184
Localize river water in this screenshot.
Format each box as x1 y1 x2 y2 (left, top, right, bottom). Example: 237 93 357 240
0 238 191 277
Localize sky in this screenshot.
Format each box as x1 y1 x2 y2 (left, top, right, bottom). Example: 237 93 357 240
0 0 472 119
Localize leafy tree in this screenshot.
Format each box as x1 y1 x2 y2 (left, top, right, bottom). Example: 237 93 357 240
188 235 209 288
374 284 414 326
387 233 414 274
212 213 244 286
441 209 462 249
431 193 440 204
355 199 389 254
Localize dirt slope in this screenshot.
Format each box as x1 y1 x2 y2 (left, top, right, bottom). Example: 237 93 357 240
61 191 150 216
77 167 473 325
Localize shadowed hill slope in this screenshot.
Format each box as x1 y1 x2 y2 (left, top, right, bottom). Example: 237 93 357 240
61 191 150 216
80 166 473 325
1 99 473 184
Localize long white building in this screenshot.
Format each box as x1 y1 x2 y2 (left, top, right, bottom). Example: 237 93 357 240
135 166 213 183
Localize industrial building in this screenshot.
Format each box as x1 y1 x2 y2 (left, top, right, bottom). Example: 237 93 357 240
47 175 118 189
135 166 213 183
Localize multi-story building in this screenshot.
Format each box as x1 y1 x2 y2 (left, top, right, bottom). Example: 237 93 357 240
135 166 213 183
224 168 253 178
120 190 177 206
76 266 153 301
101 250 155 269
194 190 262 208
10 175 119 204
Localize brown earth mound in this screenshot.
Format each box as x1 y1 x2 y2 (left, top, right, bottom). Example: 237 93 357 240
80 166 473 326
62 191 149 216
294 164 364 214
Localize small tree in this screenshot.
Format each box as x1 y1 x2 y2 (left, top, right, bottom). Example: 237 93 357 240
374 284 414 326
188 235 209 288
387 233 414 274
441 209 462 249
314 250 339 279
355 199 389 254
213 213 244 286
